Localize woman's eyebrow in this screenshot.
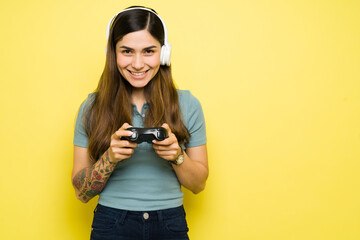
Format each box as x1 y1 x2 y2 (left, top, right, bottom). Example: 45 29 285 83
143 45 158 50
119 46 133 50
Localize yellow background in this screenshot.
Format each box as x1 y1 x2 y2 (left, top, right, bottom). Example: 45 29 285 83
1 0 359 239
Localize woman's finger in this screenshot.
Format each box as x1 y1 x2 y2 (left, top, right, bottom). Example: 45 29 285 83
112 147 135 155
153 133 177 145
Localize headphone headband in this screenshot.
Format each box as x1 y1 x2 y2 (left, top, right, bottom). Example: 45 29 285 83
105 7 171 66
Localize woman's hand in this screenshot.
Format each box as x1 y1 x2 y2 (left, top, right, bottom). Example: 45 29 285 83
108 123 138 163
152 123 181 161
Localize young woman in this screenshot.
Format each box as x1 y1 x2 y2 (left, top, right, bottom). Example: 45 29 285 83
72 6 208 239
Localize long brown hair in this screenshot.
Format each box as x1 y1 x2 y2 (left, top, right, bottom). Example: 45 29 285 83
83 7 189 162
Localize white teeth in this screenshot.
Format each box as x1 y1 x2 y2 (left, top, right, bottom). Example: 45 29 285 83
131 71 146 76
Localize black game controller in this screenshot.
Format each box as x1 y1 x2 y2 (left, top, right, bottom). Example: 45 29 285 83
121 127 169 143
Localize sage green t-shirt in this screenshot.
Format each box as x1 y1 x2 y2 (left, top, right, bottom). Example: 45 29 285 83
73 90 206 211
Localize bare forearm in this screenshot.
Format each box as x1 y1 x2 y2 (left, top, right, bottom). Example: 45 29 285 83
173 152 209 194
72 150 116 202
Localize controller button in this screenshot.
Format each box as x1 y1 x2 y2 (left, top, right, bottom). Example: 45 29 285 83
131 132 138 140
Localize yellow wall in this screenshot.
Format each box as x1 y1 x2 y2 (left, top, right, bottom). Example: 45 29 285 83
1 0 359 239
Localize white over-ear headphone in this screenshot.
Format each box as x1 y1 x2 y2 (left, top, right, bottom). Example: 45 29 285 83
106 7 172 66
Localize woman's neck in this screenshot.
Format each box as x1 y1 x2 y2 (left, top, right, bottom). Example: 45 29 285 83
131 88 146 113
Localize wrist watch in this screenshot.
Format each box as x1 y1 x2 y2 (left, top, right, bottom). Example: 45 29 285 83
170 147 184 165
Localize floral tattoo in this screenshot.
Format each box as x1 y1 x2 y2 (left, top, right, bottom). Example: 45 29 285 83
72 151 116 202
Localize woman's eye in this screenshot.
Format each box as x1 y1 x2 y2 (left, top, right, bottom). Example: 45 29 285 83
122 50 132 54
144 50 154 55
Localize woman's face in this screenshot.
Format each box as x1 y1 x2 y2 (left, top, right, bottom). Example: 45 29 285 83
115 30 161 89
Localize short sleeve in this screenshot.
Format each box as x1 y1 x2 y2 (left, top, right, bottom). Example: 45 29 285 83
73 94 94 147
178 90 207 148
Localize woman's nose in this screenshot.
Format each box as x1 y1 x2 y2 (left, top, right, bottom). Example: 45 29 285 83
131 54 145 69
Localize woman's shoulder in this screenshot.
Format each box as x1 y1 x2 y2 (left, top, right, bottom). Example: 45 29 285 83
176 89 200 105
79 92 96 109
86 92 96 103
176 89 203 116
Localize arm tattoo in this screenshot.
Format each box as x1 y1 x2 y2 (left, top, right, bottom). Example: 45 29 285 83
72 151 116 202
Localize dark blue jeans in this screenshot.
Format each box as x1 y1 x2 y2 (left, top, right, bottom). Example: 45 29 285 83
90 204 189 240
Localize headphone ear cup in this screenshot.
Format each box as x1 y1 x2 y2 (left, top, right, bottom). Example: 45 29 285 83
160 44 171 66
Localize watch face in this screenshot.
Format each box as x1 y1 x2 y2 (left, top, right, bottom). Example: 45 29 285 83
176 154 184 165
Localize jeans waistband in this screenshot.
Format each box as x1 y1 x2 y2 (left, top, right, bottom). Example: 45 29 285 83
94 204 185 222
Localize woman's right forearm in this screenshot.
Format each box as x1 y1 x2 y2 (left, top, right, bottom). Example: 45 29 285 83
72 150 117 203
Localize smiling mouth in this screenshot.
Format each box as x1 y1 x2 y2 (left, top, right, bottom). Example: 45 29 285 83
129 70 149 76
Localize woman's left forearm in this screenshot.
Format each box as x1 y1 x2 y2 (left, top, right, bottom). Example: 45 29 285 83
172 149 209 194
152 124 209 194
